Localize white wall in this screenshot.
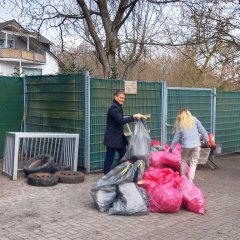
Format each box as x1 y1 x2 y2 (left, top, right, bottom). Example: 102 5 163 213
0 52 59 76
42 52 59 75
0 61 14 75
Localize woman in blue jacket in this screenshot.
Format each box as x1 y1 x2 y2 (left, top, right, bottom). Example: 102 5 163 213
169 108 209 182
103 89 143 175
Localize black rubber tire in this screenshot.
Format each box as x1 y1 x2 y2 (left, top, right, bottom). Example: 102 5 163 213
27 172 59 187
57 171 85 184
23 155 55 177
51 163 71 173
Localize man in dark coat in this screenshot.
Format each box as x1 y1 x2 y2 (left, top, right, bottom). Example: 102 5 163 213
103 89 143 174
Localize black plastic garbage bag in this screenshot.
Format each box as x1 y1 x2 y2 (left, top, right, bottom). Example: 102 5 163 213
90 185 117 212
133 160 145 183
138 187 149 207
92 161 135 189
90 161 136 212
123 120 151 167
108 183 149 216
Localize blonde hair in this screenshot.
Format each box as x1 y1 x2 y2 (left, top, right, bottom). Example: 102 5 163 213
173 108 195 133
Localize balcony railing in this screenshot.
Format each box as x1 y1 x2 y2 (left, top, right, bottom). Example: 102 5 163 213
0 48 46 63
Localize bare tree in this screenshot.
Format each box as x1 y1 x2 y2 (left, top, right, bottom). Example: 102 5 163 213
162 0 240 86
1 0 182 79
2 0 240 86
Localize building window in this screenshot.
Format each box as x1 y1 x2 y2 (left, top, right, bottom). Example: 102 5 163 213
0 39 4 48
8 39 15 48
0 39 15 48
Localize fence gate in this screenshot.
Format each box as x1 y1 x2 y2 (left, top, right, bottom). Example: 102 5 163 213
164 87 216 146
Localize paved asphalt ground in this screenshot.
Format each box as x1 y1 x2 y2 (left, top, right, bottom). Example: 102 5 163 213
0 154 240 240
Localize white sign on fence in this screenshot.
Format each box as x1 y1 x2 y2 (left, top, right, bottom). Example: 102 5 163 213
124 81 137 94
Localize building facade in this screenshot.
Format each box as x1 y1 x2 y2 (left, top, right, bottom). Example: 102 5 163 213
0 20 59 76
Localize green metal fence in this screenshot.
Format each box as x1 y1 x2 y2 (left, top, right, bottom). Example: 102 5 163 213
166 88 214 145
88 78 163 172
4 73 240 173
25 73 85 167
216 91 240 154
0 76 23 156
17 72 240 172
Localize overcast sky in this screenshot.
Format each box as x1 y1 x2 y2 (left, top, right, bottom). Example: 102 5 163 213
0 7 17 22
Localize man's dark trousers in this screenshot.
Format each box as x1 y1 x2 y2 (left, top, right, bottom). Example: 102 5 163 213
103 146 126 175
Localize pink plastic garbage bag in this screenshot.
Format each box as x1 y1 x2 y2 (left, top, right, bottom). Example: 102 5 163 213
163 144 190 177
150 151 166 168
178 176 205 214
143 168 175 185
148 183 182 213
150 140 161 146
138 179 158 194
162 149 181 169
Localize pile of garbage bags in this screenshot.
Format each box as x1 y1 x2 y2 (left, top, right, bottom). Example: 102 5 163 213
140 142 205 214
90 120 205 215
90 160 149 215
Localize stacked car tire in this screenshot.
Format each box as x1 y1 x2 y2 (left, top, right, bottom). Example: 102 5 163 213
23 155 84 186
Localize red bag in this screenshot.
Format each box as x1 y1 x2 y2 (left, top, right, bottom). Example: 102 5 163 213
138 179 158 194
149 182 182 213
177 176 205 214
150 140 161 146
143 168 175 185
150 151 166 168
163 151 181 169
162 144 190 177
